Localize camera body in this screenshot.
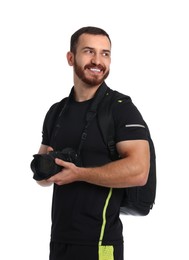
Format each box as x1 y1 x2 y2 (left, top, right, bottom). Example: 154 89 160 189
31 148 81 181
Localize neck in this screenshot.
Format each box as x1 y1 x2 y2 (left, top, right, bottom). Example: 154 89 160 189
73 82 102 102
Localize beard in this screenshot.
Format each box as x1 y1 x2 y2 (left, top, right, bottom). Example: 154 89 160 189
73 60 109 87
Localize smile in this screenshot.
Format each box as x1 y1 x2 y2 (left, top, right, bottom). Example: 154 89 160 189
89 68 102 73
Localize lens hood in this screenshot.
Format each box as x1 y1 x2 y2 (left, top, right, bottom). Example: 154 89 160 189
31 148 81 181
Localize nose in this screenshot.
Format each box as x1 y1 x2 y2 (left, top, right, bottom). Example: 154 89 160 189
91 53 101 65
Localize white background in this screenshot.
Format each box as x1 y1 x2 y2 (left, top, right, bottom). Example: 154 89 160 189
0 1 189 259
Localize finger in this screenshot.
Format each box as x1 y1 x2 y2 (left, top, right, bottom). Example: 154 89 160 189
47 173 64 185
55 158 71 167
47 174 57 182
47 146 54 153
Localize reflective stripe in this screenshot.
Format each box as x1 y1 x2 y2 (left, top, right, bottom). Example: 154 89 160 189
125 124 145 128
98 188 114 260
98 188 113 246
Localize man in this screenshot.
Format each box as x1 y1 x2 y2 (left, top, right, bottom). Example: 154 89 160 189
34 26 150 260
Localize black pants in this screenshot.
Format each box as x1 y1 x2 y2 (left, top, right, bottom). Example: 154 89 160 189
49 242 124 260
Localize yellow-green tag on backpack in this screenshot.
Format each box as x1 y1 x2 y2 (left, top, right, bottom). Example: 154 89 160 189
99 245 114 260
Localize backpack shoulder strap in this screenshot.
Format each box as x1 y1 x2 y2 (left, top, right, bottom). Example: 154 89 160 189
46 96 68 145
97 88 131 160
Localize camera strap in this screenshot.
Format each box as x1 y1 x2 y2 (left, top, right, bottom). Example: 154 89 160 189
50 82 108 155
77 83 108 156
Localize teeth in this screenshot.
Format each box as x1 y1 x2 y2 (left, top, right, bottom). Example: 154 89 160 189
90 68 101 72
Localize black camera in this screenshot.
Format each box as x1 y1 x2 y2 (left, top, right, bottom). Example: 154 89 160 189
30 148 81 181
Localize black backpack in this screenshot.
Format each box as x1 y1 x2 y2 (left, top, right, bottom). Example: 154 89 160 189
97 88 156 216
47 84 156 216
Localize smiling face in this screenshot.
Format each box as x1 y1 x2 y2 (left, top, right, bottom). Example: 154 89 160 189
67 33 111 87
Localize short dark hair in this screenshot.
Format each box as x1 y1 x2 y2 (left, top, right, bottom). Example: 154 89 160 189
70 26 111 54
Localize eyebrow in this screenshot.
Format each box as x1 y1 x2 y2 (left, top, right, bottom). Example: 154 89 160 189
82 46 111 53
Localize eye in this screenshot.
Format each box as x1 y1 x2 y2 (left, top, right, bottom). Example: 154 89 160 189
102 51 111 57
84 49 94 55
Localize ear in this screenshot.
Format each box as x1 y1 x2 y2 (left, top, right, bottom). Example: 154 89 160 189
67 51 74 66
